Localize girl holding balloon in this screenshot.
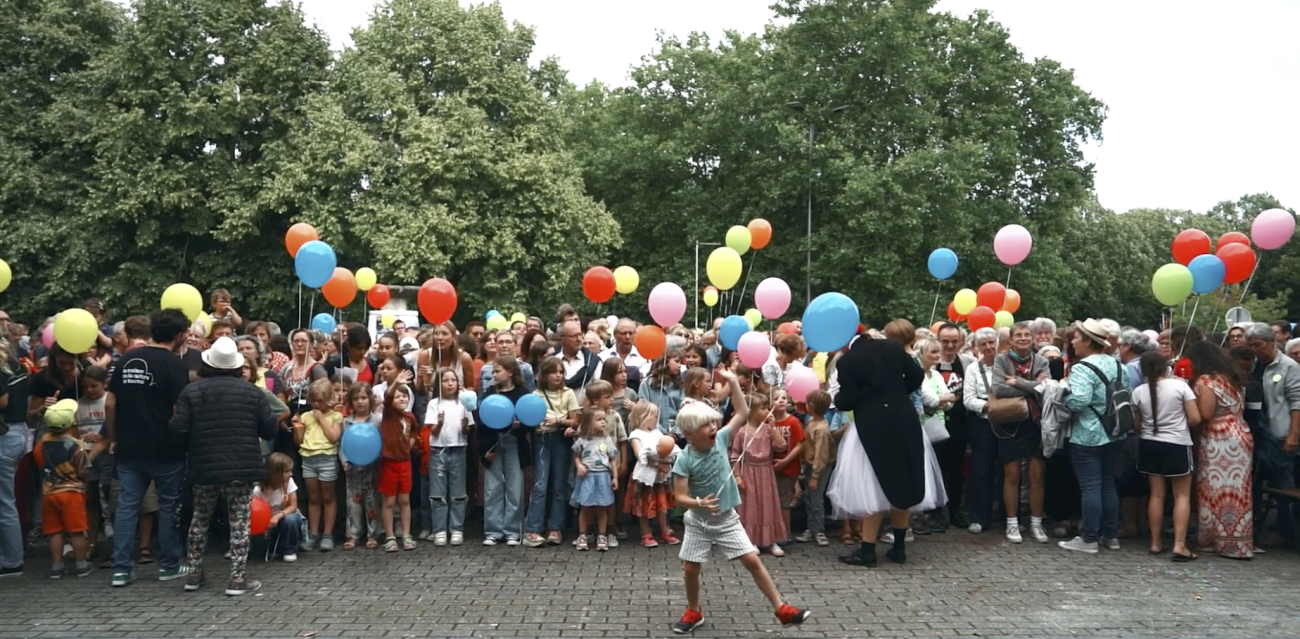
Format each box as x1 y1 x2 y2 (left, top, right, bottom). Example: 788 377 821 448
478 357 531 546
253 453 301 561
341 384 382 551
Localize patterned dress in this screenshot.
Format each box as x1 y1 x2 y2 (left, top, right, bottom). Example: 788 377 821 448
1194 374 1254 559
730 425 788 547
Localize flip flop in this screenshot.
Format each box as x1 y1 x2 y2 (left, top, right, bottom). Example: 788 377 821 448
138 548 155 565
1172 551 1197 562
1149 548 1164 555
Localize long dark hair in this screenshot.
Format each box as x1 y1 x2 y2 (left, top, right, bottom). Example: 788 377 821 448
494 356 526 389
1139 351 1168 435
1185 341 1244 390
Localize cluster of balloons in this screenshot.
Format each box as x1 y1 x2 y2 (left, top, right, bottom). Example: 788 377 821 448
484 310 528 332
286 223 389 311
582 265 640 304
1152 209 1293 307
707 218 772 291
949 282 1020 331
480 393 549 430
714 292 856 401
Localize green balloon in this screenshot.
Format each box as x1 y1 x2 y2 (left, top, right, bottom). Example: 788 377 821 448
744 308 762 329
1151 263 1194 306
725 226 752 256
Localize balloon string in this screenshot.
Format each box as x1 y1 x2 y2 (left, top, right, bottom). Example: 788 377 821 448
1236 251 1263 306
1005 266 1013 290
733 253 759 316
297 282 304 330
929 288 941 326
1178 297 1201 360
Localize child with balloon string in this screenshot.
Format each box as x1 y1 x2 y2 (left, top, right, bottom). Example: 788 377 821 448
729 393 789 556
582 380 629 545
377 382 418 551
340 383 382 550
292 379 343 551
522 358 580 548
477 357 532 546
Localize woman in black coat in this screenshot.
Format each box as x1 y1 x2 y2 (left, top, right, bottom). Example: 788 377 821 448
169 337 278 596
829 333 927 567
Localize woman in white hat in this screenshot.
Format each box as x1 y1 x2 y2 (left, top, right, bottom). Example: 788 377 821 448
169 337 279 595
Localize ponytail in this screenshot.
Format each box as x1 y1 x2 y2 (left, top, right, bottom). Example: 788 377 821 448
1138 350 1169 436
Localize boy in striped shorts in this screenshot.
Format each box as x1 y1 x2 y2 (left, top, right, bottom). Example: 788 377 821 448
670 370 811 634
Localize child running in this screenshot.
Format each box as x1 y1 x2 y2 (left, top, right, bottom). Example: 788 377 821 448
571 407 619 551
625 400 680 547
341 383 382 550
671 370 810 633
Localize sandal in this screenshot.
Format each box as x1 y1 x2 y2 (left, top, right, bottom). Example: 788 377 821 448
1149 547 1164 555
1172 550 1198 562
343 538 357 551
403 536 417 551
138 548 155 565
841 533 856 545
365 537 378 550
384 538 399 553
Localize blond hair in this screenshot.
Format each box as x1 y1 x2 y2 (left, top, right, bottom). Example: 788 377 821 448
627 400 660 432
676 401 722 435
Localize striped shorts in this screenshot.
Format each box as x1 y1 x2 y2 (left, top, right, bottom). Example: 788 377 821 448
678 509 757 564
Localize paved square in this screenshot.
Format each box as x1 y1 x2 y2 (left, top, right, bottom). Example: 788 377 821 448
3 528 1298 638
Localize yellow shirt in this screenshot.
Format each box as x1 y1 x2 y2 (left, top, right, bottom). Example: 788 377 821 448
535 388 578 434
300 410 342 456
812 352 829 383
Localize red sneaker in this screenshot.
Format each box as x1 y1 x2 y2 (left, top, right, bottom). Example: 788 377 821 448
661 531 681 545
673 608 703 634
776 603 811 626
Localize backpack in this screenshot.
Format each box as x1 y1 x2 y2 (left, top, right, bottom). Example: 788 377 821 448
1076 359 1135 438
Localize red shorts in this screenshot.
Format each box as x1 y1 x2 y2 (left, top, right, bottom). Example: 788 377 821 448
42 491 88 535
377 459 412 496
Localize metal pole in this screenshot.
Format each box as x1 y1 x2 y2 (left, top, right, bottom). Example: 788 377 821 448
695 242 701 330
806 121 815 305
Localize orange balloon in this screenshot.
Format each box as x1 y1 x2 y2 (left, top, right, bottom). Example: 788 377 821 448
322 267 357 308
1002 289 1021 314
285 223 319 258
635 325 667 360
748 219 773 250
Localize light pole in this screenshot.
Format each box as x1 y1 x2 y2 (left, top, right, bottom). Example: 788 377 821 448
787 101 851 305
694 241 722 329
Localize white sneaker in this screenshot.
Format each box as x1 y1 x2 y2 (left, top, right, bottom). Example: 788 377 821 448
1006 524 1023 544
282 553 297 563
433 532 448 547
417 531 432 541
795 530 814 543
482 538 498 546
607 534 619 549
450 531 463 546
879 529 915 544
1058 536 1099 554
505 537 519 547
967 523 983 534
1030 523 1049 543
1102 537 1121 551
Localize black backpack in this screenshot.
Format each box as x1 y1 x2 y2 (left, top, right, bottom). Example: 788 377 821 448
1076 359 1135 438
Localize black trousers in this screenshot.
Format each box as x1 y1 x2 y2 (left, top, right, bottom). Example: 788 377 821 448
934 417 969 520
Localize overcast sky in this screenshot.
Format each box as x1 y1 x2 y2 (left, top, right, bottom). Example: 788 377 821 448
297 0 1299 215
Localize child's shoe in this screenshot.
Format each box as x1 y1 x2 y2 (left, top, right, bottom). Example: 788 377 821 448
318 536 334 552
661 531 681 545
606 534 618 549
814 533 830 546
641 534 659 548
300 534 315 552
673 608 704 634
402 536 417 551
417 530 432 541
384 538 399 553
596 534 608 551
450 531 463 546
575 534 589 551
795 530 814 543
433 532 448 547
49 564 65 579
74 561 93 578
776 603 811 626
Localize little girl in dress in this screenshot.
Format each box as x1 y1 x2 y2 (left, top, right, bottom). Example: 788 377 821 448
729 394 789 556
624 401 680 548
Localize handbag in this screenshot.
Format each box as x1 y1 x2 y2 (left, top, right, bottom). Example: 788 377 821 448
921 373 951 443
981 362 1029 438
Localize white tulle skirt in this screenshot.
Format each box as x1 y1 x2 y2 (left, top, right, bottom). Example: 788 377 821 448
827 423 948 519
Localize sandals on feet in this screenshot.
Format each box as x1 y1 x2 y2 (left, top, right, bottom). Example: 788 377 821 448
343 538 357 551
403 536 417 551
1172 550 1197 562
137 548 155 565
384 538 399 553
365 537 379 550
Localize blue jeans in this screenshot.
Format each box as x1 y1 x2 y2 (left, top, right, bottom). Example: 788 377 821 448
429 447 467 533
113 458 186 572
967 416 1003 528
0 429 25 569
482 434 523 540
267 511 303 557
1070 441 1120 543
526 431 572 534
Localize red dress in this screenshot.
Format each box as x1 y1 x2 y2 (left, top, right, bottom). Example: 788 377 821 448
1194 375 1253 559
730 425 788 547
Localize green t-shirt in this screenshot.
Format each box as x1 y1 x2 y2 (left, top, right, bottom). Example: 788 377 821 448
672 425 742 514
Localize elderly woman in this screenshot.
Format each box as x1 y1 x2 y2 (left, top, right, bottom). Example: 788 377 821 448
962 327 1002 534
246 321 291 373
170 337 279 595
1285 337 1300 364
1061 319 1129 554
991 321 1051 544
1030 318 1057 352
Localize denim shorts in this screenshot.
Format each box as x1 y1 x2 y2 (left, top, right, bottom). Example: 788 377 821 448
302 454 339 482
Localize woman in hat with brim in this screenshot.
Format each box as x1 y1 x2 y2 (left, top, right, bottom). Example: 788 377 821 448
169 337 280 595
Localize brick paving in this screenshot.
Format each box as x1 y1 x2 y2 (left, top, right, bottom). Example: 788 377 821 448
3 526 1298 638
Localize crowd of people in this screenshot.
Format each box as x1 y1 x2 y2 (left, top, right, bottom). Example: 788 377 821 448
0 293 1297 632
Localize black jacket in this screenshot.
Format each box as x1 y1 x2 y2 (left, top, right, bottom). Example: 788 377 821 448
561 348 601 391
170 375 279 485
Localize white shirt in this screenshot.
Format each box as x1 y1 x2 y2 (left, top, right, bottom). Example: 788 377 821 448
253 479 297 515
424 397 474 447
1133 378 1197 446
629 428 675 486
595 346 651 378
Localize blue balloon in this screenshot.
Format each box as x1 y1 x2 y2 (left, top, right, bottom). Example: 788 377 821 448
927 248 959 280
341 423 382 466
1188 254 1226 295
485 309 502 319
719 315 750 351
802 292 861 353
479 394 515 431
515 394 548 428
458 389 478 413
294 240 337 289
310 313 336 334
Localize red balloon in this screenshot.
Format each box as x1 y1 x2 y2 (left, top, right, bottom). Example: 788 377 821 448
967 306 996 331
1172 229 1211 266
1217 243 1257 285
947 302 965 323
321 267 357 308
1218 231 1250 248
250 497 271 535
976 282 1006 311
582 266 616 304
778 322 798 335
366 284 391 308
417 278 458 324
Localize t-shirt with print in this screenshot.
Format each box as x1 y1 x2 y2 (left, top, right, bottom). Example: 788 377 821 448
572 436 617 473
772 414 805 477
76 395 106 451
1132 378 1197 446
253 479 298 515
424 397 474 447
109 345 190 463
35 434 87 495
535 388 578 434
672 424 742 514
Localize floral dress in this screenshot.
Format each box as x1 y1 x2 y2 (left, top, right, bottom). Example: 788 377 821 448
729 425 788 547
1194 374 1254 559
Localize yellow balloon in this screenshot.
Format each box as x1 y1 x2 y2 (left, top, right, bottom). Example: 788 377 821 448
994 310 1015 329
725 226 752 256
0 258 10 293
613 266 639 295
486 314 509 331
703 288 719 308
381 313 396 329
744 308 762 329
953 288 977 316
510 312 527 325
161 283 203 322
707 247 743 291
194 311 213 337
356 267 377 292
54 308 98 354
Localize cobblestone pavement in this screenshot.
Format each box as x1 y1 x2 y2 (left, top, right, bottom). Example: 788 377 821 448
3 526 1298 638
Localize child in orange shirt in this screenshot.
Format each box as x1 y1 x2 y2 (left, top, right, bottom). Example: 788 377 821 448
35 399 97 578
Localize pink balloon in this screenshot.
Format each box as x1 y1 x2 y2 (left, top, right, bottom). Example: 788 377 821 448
754 278 792 320
1143 330 1160 343
1251 208 1296 251
737 331 770 369
994 224 1033 266
784 365 819 402
42 323 55 351
647 282 687 327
